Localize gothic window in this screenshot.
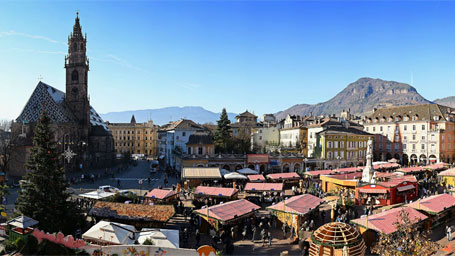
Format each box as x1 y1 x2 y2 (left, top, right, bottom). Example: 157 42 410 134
72 43 77 52
71 70 79 82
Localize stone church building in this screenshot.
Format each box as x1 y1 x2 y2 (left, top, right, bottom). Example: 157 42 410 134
9 14 115 177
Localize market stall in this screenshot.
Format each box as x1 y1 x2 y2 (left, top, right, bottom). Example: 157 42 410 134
320 171 362 193
350 207 428 248
425 162 449 172
248 174 266 183
397 166 427 179
6 216 38 243
266 172 301 188
244 182 283 195
304 170 336 180
438 168 455 187
194 199 260 232
355 176 418 206
267 194 322 235
407 193 455 228
89 201 175 229
145 189 178 205
192 186 239 208
182 167 222 187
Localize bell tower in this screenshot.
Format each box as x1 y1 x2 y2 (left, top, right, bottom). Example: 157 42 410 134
65 12 90 128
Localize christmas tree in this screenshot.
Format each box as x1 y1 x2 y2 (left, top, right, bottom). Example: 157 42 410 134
214 108 232 153
16 111 83 234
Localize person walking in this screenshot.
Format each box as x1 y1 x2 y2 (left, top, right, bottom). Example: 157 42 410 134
261 229 266 247
252 226 257 242
447 225 452 241
268 231 272 247
282 222 287 239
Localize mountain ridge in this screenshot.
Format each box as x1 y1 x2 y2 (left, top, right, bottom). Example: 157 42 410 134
434 96 455 108
276 77 434 120
100 106 237 125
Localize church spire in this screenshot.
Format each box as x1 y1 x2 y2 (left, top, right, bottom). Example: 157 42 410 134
71 12 83 39
65 12 90 129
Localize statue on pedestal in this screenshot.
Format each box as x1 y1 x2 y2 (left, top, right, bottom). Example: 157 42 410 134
362 137 375 183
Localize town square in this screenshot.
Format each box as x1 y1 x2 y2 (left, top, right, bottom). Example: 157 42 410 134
1 1 455 255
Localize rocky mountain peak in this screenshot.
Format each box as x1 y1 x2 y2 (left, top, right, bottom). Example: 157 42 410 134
276 77 430 120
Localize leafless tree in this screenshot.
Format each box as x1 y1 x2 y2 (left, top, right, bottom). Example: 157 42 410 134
0 119 12 132
372 208 439 256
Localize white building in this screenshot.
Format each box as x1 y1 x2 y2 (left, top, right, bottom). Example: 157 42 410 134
363 104 455 165
158 119 205 169
280 127 303 148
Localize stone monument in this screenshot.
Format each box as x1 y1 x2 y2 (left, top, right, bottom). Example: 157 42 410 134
362 138 375 183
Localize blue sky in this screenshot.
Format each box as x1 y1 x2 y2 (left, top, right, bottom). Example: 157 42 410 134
1 1 455 120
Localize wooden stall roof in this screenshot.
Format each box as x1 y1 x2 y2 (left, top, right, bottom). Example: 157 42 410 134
194 186 238 197
377 175 417 188
145 189 177 200
305 170 336 177
248 174 266 182
407 194 455 214
182 167 222 179
89 201 175 223
350 207 427 234
194 199 260 222
244 182 283 192
267 194 323 215
425 162 449 171
373 163 401 170
267 172 301 180
398 166 426 174
438 168 455 177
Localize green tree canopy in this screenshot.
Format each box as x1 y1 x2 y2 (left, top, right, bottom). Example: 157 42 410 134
214 108 232 153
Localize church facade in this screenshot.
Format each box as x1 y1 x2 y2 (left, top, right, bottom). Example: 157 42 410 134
9 14 115 177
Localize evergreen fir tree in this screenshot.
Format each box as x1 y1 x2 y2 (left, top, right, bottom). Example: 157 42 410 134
214 108 232 153
16 111 83 234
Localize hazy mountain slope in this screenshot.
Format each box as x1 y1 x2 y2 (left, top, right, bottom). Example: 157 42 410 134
100 106 237 125
434 96 455 108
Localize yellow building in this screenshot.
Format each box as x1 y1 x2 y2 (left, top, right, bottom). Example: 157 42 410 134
438 168 455 187
107 115 159 157
316 126 373 168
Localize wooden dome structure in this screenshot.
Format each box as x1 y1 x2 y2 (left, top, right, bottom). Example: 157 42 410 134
309 222 366 256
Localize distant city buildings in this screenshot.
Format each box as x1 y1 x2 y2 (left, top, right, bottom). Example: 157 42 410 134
107 115 159 157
